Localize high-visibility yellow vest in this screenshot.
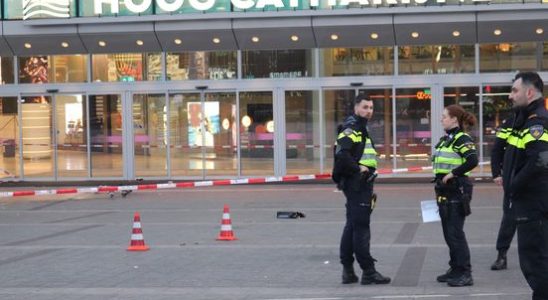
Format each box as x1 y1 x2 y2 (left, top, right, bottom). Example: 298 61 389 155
432 132 472 176
359 137 377 168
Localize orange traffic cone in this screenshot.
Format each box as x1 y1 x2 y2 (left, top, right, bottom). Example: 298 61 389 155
216 204 237 241
127 212 150 251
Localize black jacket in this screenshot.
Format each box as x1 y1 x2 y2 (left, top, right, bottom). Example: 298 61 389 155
333 114 368 180
502 98 548 220
491 117 513 178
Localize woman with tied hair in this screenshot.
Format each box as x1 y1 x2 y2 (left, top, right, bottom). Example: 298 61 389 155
432 104 478 287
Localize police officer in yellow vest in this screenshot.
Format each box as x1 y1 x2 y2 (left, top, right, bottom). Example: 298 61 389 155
490 116 517 271
332 94 390 285
504 72 548 300
432 104 478 287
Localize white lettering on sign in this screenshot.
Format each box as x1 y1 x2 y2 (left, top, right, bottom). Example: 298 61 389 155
23 0 70 20
157 0 184 11
94 0 119 14
87 0 495 15
124 0 152 13
231 0 255 9
189 0 216 10
256 0 284 8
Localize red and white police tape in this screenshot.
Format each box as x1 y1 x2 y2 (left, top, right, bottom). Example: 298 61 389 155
0 162 490 198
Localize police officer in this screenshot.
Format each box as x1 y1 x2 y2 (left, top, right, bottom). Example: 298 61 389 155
504 72 548 299
432 104 478 287
490 116 517 271
333 94 390 285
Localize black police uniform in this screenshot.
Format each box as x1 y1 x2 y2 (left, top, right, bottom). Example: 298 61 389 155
491 117 517 270
502 97 548 300
333 114 390 285
432 127 478 287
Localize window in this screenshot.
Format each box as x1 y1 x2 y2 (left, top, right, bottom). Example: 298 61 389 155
242 50 313 79
480 42 538 73
92 53 161 82
167 51 237 80
320 47 394 76
19 55 87 83
399 45 475 75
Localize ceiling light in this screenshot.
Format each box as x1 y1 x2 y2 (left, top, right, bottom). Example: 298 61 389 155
452 31 460 37
330 34 339 40
370 33 379 39
212 37 221 44
98 41 106 47
411 32 419 38
493 29 502 36
290 35 299 42
24 43 31 49
251 36 260 43
536 28 544 35
61 42 69 48
174 38 182 45
136 40 144 46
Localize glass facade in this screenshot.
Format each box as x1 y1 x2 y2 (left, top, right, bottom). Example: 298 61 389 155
1 42 547 180
395 87 432 170
399 45 475 75
92 53 161 82
242 50 314 79
19 55 87 84
320 47 394 76
480 42 538 73
167 51 237 80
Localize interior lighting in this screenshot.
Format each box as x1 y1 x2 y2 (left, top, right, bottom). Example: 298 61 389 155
370 33 379 39
24 43 32 49
493 29 502 36
61 42 69 48
98 41 106 47
212 37 221 44
452 31 460 37
174 38 182 45
536 28 544 35
251 36 260 43
330 34 339 40
136 40 144 46
290 35 299 42
411 32 419 38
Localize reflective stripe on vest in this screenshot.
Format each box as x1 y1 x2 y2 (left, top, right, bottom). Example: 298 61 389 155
506 127 548 149
496 127 511 140
337 130 362 143
359 137 377 168
432 132 470 176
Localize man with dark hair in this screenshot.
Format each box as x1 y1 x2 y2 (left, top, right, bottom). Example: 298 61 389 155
333 94 390 285
503 71 548 299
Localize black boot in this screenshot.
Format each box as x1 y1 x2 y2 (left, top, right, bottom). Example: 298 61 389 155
490 251 507 270
447 272 473 287
436 268 454 283
361 270 391 285
342 265 358 284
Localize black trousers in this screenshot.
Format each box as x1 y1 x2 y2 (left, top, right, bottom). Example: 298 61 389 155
438 196 471 275
340 175 375 272
517 218 548 300
495 194 517 252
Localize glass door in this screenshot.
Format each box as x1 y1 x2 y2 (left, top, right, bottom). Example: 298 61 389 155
169 90 237 178
89 94 124 178
21 94 54 179
132 93 167 178
55 94 88 178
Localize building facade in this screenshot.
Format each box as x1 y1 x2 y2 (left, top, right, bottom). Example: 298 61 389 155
0 0 547 181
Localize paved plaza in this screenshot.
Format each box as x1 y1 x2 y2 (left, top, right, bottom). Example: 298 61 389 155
0 182 532 300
